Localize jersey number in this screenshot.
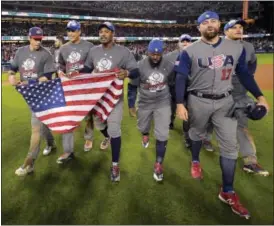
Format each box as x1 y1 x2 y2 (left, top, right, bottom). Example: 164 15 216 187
221 68 232 80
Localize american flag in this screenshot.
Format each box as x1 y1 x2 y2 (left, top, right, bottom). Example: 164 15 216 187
16 71 123 134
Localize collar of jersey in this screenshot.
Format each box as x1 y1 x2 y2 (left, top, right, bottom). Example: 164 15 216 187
201 37 222 48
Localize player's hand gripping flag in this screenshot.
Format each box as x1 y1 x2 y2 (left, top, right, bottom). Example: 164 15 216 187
16 69 123 134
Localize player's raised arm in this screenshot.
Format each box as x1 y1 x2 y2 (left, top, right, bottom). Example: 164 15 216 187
235 48 269 112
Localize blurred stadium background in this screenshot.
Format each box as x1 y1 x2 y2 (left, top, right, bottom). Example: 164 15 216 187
1 1 273 225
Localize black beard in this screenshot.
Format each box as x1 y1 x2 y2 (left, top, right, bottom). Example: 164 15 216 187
202 29 219 40
149 57 162 68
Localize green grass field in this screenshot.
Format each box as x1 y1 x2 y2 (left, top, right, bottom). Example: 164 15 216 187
2 54 273 224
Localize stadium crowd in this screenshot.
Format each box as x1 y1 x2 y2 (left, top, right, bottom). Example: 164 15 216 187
2 38 273 63
3 1 263 20
1 21 269 37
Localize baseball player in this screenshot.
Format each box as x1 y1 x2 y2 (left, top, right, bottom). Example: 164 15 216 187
175 11 269 218
57 20 95 163
205 19 269 176
127 51 143 117
8 27 56 176
165 35 214 151
133 39 174 182
84 22 139 182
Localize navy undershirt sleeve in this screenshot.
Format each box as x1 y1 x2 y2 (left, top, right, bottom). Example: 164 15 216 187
235 48 263 98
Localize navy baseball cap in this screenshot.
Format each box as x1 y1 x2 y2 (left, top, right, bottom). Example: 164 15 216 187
67 20 81 31
148 39 164 54
98 22 115 32
28 27 43 39
179 34 192 42
246 103 267 120
224 19 247 31
197 11 219 25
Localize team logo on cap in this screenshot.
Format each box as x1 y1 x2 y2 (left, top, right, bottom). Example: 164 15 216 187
36 30 42 34
67 51 81 64
206 14 210 18
97 58 112 71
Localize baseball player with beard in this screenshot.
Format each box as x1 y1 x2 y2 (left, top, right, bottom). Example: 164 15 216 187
84 22 139 182
133 39 174 182
204 19 269 176
57 20 96 163
175 11 269 218
165 34 214 151
8 27 56 176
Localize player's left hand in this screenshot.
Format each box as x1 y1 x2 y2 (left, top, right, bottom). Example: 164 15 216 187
38 76 48 82
256 96 270 113
116 69 129 80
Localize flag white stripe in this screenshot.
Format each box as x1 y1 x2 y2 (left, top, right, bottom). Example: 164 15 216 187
51 125 76 131
36 105 93 117
65 93 104 101
62 80 114 92
42 116 84 125
97 99 112 112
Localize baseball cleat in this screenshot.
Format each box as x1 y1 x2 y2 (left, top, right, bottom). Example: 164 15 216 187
43 143 57 156
218 189 250 219
191 161 203 179
84 140 93 152
56 152 75 164
153 162 164 182
142 135 149 148
184 137 191 149
110 165 120 182
100 137 110 150
243 164 269 176
15 164 34 176
203 140 214 152
129 107 137 117
169 122 174 130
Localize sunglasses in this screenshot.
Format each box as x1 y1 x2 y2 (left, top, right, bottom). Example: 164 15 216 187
67 29 78 32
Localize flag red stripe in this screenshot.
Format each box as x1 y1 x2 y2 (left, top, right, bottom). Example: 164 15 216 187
101 96 116 108
64 87 107 96
93 109 106 122
62 75 115 86
105 89 121 100
39 111 89 121
111 81 124 90
48 121 81 128
66 100 97 106
95 101 109 117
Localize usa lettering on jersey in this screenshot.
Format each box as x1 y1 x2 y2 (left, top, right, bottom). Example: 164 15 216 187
198 55 234 69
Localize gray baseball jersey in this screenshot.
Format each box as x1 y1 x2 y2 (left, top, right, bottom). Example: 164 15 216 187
165 49 180 65
232 40 257 99
175 38 243 95
11 45 55 81
136 57 174 109
58 40 94 73
84 44 137 72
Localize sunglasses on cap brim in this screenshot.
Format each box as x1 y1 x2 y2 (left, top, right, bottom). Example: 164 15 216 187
30 36 43 41
66 28 79 32
180 39 191 42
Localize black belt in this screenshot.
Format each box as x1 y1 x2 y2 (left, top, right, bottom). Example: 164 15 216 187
190 90 232 100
